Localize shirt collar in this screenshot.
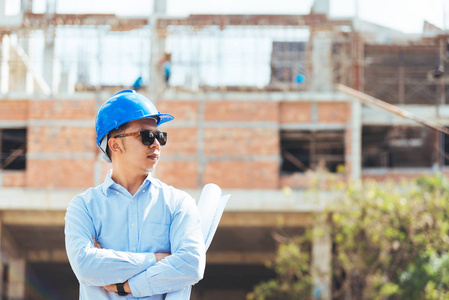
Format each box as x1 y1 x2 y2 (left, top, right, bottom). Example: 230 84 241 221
101 169 155 196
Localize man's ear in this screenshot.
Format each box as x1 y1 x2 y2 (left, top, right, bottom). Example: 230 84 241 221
108 138 123 155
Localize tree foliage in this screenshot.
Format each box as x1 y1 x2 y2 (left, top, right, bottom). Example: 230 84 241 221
249 174 449 300
247 238 312 300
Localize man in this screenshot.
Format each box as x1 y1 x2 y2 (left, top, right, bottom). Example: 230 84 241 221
65 90 205 299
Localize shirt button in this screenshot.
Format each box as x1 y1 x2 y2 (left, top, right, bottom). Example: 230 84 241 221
131 200 134 203
142 190 145 193
141 292 144 296
168 288 172 291
133 248 136 252
116 192 119 195
131 223 135 227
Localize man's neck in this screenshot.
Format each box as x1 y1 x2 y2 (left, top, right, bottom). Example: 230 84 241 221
111 166 148 196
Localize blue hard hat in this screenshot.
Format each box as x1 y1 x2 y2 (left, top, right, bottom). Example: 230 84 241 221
95 90 174 158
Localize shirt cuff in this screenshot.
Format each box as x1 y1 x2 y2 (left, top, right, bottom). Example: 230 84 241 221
128 270 154 298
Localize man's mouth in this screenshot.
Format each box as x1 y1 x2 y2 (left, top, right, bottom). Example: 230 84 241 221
147 154 159 160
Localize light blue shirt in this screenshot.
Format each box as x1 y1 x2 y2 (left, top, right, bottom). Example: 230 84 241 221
65 171 206 299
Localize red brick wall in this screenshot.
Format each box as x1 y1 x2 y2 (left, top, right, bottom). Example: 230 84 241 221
203 127 278 157
0 96 354 190
26 159 95 188
24 99 96 188
280 102 312 123
155 161 198 189
28 100 95 120
204 101 278 122
2 171 26 187
0 100 28 121
317 102 350 123
204 161 279 189
156 100 281 189
27 126 96 154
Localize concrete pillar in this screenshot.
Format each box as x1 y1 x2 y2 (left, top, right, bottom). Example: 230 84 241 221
0 221 3 297
149 0 167 99
311 220 331 300
8 257 25 299
1 33 10 94
310 30 333 92
8 35 28 93
25 33 35 94
43 30 57 94
0 223 26 300
349 99 362 180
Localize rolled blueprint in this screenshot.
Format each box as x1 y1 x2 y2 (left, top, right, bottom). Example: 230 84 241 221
165 184 230 300
198 183 222 243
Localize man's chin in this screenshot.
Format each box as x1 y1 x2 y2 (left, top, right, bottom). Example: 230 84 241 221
145 163 157 173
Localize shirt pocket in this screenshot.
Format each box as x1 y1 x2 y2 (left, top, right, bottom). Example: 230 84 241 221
141 223 170 253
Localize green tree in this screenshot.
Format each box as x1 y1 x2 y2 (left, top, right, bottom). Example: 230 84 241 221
249 174 449 300
247 237 312 300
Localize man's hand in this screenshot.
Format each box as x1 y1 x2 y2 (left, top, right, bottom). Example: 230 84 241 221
92 237 170 294
93 237 101 249
155 253 170 262
104 281 131 294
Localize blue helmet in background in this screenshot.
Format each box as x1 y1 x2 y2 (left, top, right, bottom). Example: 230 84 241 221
95 90 174 162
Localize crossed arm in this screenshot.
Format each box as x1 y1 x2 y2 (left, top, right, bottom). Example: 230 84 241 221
92 238 170 294
64 195 206 297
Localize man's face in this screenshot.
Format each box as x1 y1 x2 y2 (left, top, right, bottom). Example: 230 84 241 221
114 118 162 173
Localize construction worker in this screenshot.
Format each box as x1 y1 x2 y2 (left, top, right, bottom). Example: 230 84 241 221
64 90 205 299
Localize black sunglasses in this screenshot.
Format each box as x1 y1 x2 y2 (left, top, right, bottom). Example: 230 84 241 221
114 130 167 146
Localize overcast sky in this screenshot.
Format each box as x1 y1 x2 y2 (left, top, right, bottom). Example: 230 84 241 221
31 0 449 34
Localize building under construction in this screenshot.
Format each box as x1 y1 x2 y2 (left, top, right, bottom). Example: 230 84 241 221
1 0 449 299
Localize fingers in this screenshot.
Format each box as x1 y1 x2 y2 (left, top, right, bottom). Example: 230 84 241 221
155 253 170 262
92 237 102 249
103 284 116 292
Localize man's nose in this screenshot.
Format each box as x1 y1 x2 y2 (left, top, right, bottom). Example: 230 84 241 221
150 137 161 148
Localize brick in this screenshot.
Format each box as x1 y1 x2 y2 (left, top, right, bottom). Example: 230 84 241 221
155 160 198 189
27 126 96 154
28 99 95 120
204 161 279 189
2 170 26 187
156 101 199 122
0 100 28 121
317 102 350 123
279 102 312 123
27 159 94 188
161 127 197 157
204 101 278 122
203 127 279 157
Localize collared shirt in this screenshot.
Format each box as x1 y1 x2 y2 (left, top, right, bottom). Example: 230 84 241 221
64 171 205 299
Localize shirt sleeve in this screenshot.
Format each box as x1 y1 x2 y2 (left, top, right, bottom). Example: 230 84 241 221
128 193 206 297
64 196 157 286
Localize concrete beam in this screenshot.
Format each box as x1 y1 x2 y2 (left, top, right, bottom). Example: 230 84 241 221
27 153 95 160
0 188 75 210
219 212 313 227
0 188 333 212
26 249 68 263
362 105 449 126
1 211 66 226
206 251 275 264
161 91 350 102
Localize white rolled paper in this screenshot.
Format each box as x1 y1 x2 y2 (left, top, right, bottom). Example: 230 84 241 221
197 183 223 241
165 184 230 300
